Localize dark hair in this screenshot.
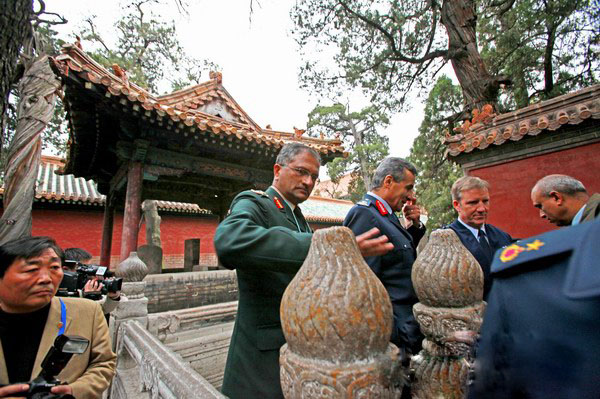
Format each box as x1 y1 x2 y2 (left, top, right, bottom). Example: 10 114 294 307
371 157 417 190
64 247 92 263
0 236 63 278
275 142 322 166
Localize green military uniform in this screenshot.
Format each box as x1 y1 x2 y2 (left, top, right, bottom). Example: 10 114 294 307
215 186 312 399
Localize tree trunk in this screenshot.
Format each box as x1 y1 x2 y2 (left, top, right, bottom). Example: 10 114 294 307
350 124 372 190
441 0 499 111
0 0 32 154
0 55 60 244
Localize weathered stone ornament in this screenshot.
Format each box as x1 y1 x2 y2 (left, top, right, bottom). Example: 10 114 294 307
410 229 486 398
280 226 402 398
116 251 149 282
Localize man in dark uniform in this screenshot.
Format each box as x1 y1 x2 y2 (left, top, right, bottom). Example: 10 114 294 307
214 143 393 399
468 218 600 398
447 176 513 297
343 157 426 355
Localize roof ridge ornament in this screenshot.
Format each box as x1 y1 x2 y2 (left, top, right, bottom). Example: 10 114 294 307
209 70 222 84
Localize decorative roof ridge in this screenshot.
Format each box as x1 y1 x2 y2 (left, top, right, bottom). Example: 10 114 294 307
55 44 155 99
41 154 65 165
156 79 217 104
493 84 600 124
263 129 343 146
445 84 600 156
307 196 353 205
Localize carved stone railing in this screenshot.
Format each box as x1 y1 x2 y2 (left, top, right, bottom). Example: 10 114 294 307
147 301 237 390
110 320 227 399
147 301 237 342
280 226 403 398
410 229 485 398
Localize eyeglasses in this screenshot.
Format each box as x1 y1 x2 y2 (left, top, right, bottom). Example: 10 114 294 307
284 165 320 183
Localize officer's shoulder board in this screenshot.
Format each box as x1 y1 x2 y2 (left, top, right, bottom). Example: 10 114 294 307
491 219 600 299
356 198 372 207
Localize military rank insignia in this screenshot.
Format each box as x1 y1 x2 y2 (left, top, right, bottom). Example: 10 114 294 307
375 200 389 216
251 189 268 198
273 196 285 210
499 239 545 263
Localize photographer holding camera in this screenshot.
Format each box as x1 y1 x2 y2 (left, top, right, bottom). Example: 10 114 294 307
0 237 116 399
62 248 124 316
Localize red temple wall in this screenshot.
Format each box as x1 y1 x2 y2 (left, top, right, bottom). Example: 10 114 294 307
469 142 600 239
29 209 218 268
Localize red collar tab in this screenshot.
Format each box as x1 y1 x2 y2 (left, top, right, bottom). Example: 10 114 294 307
273 196 285 210
375 200 389 216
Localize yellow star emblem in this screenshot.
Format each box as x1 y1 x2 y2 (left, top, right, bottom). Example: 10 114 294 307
526 239 545 251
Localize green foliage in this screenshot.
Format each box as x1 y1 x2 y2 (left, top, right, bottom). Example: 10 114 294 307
292 0 449 112
80 0 218 94
306 102 389 200
292 0 599 114
478 0 599 109
408 76 462 229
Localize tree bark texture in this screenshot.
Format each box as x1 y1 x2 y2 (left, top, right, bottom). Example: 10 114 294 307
0 0 32 151
0 55 60 244
441 0 498 110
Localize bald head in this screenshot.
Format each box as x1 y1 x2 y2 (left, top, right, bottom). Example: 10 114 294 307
531 175 589 226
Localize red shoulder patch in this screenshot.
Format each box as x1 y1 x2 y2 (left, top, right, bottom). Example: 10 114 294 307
273 196 284 210
375 200 389 216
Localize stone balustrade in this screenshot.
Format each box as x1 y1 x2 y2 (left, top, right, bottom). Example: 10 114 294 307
147 300 237 341
110 320 226 399
280 226 403 398
410 229 485 399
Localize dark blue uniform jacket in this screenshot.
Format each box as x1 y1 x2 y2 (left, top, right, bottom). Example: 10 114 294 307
343 194 426 353
468 218 600 399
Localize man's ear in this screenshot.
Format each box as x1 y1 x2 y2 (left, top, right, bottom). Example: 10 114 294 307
273 164 282 181
383 175 394 188
452 199 460 212
549 191 564 205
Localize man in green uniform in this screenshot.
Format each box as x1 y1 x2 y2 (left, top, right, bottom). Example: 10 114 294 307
215 143 392 399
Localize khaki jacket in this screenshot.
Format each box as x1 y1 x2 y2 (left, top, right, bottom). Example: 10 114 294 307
0 297 116 399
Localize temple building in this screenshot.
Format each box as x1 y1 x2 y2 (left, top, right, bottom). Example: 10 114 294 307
25 44 351 267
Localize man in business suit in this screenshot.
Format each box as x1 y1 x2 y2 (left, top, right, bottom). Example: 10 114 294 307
0 236 116 399
344 157 426 356
531 174 600 226
448 176 513 298
468 218 600 398
215 143 392 399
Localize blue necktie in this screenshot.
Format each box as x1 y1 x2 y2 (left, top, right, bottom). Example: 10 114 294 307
478 229 493 260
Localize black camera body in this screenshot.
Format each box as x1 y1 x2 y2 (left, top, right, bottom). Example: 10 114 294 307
9 335 89 399
58 261 123 300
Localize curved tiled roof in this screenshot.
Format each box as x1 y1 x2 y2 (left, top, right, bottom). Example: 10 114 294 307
444 84 600 157
2 156 351 221
301 196 354 224
0 156 209 213
50 44 346 157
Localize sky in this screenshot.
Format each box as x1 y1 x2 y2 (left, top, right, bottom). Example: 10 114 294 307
50 0 433 159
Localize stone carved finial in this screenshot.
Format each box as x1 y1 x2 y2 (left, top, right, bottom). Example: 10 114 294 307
116 251 149 282
410 229 486 398
280 226 402 398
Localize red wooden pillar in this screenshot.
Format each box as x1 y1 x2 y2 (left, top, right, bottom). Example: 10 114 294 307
99 195 114 267
120 162 143 261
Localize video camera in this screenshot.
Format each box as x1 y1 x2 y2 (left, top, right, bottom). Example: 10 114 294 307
4 335 89 399
58 260 123 300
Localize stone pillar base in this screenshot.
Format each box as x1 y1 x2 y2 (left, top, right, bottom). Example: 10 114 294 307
280 344 402 398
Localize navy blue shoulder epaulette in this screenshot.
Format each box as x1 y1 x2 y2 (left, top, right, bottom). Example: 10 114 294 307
491 219 600 298
356 198 372 207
